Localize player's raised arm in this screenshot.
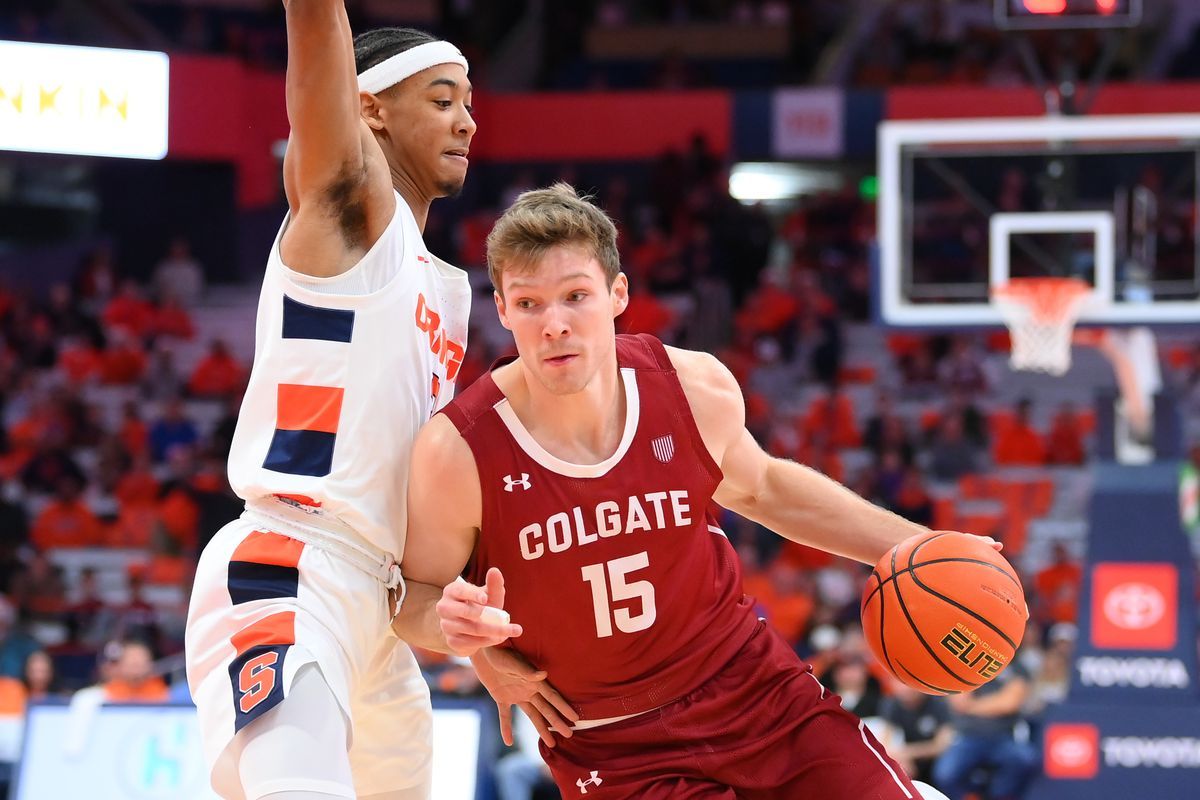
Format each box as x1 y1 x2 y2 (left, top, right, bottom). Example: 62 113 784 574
669 346 929 565
281 2 368 206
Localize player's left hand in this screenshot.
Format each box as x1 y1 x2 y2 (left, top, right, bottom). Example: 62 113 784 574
471 646 580 748
436 568 522 657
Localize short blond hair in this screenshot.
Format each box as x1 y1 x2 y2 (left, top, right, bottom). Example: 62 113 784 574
486 183 620 295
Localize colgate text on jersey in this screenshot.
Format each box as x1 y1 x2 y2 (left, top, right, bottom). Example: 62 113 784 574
517 490 693 560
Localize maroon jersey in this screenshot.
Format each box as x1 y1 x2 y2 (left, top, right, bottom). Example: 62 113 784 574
442 334 759 719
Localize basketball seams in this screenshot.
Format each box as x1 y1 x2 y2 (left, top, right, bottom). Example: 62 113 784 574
896 661 958 695
861 556 1019 610
907 534 1021 653
906 570 1020 652
867 569 899 680
890 538 982 690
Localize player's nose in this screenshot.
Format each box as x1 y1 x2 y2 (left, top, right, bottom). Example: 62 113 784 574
456 106 476 138
541 304 570 339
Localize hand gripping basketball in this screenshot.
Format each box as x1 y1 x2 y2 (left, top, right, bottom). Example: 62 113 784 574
861 531 1027 695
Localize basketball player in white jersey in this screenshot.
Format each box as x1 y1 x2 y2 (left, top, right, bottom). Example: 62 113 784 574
184 5 528 799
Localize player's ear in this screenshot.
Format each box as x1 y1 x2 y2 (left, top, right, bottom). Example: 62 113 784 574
611 272 629 318
494 290 513 330
360 91 387 131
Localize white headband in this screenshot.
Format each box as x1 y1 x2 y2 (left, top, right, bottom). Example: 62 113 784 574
357 41 469 95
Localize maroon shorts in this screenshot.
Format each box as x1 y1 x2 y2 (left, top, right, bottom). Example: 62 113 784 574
540 621 919 799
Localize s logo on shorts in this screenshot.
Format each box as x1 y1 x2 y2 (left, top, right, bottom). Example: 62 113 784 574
238 651 281 714
228 611 295 732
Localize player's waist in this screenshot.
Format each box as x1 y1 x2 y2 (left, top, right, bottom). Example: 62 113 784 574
242 498 401 588
554 603 763 721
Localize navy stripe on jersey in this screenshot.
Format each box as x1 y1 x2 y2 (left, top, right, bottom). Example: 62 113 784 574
282 295 355 343
263 429 336 477
230 644 289 732
228 561 299 605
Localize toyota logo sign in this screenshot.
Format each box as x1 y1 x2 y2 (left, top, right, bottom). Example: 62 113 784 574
1103 582 1166 630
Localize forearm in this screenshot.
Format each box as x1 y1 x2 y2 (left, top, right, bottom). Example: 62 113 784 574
742 459 927 564
391 579 454 654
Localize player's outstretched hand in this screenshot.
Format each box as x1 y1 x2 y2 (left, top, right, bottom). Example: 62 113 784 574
436 568 522 657
471 646 580 748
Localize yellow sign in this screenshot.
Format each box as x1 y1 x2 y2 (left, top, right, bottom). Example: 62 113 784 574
0 40 168 159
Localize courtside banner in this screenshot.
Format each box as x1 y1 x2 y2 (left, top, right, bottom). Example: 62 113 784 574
770 88 843 158
0 40 169 159
1027 705 1200 800
1068 464 1199 705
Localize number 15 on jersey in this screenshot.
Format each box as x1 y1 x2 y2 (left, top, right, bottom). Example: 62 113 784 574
581 551 657 638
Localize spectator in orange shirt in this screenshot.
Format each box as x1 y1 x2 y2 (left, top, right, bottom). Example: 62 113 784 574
1045 401 1086 465
101 640 169 703
99 329 148 385
56 334 103 386
993 398 1046 466
102 279 156 340
187 339 245 398
734 272 799 340
1034 543 1083 625
802 386 861 449
118 401 149 461
30 476 103 550
745 562 816 645
150 294 195 341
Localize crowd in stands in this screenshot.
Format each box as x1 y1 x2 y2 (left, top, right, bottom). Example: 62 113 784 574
5 0 1191 93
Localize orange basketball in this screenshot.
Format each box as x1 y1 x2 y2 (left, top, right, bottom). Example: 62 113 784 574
861 531 1028 695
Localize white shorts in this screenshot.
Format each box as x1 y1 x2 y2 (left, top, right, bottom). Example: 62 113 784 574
185 516 432 799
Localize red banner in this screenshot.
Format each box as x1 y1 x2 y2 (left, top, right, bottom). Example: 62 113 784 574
165 55 730 207
887 83 1200 119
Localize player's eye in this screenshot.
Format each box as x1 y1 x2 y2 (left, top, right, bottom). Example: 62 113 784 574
516 299 535 309
568 292 587 302
434 100 452 109
464 103 475 115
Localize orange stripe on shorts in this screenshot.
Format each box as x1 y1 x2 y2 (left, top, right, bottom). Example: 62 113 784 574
276 383 344 433
231 611 296 656
231 530 304 568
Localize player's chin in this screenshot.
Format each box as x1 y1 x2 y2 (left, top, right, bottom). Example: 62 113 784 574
540 371 588 397
434 177 465 199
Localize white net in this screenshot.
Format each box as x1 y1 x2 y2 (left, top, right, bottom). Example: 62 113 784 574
992 278 1093 376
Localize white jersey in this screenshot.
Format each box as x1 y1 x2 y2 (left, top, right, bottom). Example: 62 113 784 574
228 192 470 556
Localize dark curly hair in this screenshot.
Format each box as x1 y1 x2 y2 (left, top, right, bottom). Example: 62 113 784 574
353 27 439 75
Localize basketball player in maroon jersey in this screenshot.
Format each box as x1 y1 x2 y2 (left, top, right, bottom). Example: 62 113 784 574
396 184 971 799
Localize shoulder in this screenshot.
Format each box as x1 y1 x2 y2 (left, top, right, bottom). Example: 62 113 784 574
661 345 745 456
410 413 481 523
662 346 743 414
411 414 478 495
413 413 474 471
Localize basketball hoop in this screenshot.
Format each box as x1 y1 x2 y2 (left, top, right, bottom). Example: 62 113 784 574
992 277 1093 376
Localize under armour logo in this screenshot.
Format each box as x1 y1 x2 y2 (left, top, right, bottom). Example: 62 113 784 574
576 771 603 794
503 473 531 492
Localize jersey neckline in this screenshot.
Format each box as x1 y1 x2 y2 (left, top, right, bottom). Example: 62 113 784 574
491 368 640 479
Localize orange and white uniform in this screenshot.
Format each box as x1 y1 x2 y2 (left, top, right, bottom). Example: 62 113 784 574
185 191 469 798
